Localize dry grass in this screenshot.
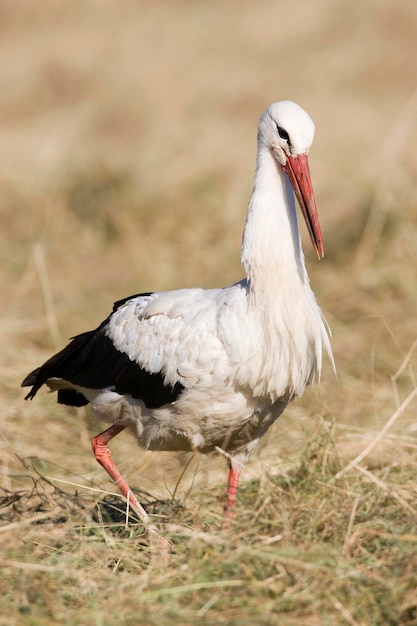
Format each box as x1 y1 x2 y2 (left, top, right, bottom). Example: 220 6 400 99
1 0 417 624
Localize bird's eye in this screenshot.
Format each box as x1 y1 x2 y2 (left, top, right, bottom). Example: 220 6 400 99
276 125 290 143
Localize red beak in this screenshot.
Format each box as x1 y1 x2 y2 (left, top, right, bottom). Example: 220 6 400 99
283 153 324 259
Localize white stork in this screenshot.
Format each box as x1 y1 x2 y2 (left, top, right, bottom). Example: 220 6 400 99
22 101 333 534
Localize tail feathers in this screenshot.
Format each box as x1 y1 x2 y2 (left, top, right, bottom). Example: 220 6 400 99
21 368 41 398
21 325 102 401
57 389 89 406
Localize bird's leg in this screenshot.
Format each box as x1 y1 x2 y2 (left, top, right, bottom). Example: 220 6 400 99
92 423 152 526
218 441 258 530
92 424 171 561
92 423 171 560
222 460 243 530
91 424 171 543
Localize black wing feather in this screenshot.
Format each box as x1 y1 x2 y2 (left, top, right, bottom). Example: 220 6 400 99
22 293 185 409
112 292 153 312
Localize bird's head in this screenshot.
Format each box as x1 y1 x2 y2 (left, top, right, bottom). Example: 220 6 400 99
259 100 315 163
258 101 323 259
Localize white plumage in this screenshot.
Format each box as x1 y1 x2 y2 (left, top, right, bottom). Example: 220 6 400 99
22 100 333 533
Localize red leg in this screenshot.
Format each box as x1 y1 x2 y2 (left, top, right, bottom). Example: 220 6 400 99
92 423 151 526
222 462 242 530
92 423 171 559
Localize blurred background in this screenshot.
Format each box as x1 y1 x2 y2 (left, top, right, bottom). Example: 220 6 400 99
1 0 417 506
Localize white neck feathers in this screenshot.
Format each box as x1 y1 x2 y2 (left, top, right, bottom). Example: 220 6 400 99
238 143 333 400
241 145 307 294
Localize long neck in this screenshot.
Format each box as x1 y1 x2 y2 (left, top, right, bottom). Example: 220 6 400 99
237 144 331 400
241 145 307 299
